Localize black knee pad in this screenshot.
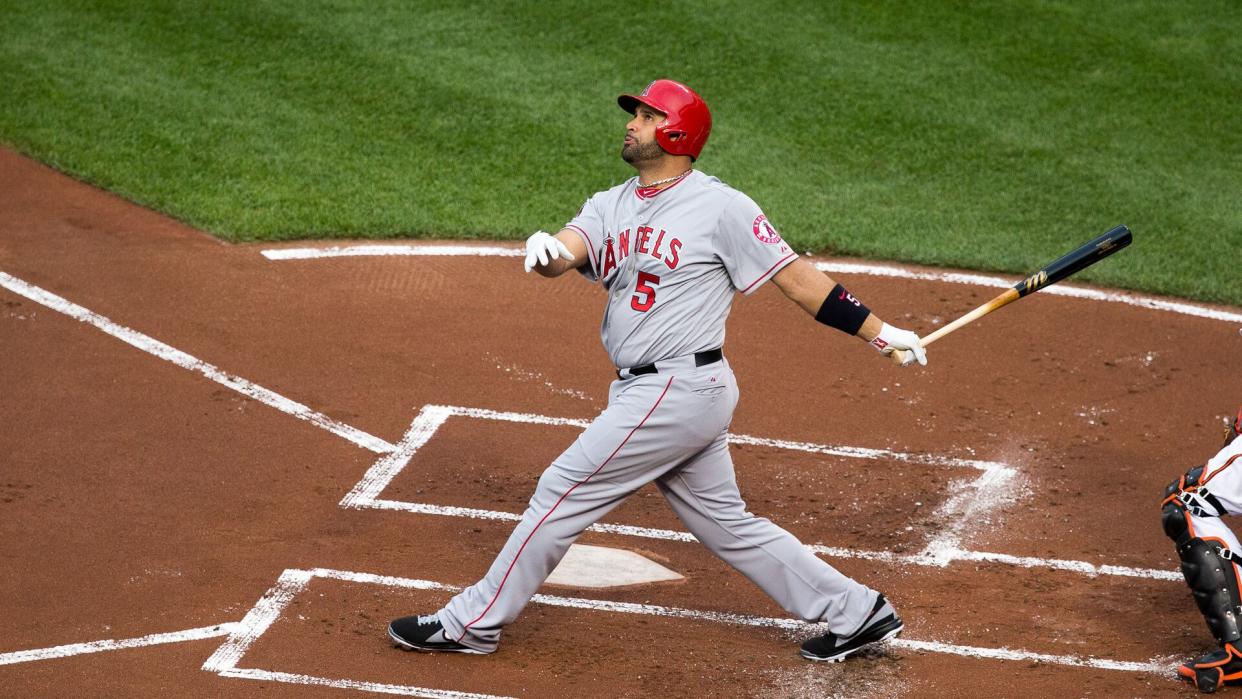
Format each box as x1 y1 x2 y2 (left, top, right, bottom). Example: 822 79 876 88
1163 464 1225 546
1164 500 1192 547
1180 538 1242 645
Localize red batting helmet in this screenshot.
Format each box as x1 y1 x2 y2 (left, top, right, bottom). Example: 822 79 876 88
618 79 712 161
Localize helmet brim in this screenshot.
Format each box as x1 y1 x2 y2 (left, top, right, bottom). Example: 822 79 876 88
618 94 666 116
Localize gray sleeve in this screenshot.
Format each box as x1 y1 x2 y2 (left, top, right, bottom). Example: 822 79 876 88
715 193 798 295
566 195 604 282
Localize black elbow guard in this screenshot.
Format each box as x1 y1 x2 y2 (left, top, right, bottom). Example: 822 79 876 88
815 284 870 335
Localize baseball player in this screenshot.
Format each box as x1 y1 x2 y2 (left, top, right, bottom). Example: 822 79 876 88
1165 406 1242 693
389 79 927 663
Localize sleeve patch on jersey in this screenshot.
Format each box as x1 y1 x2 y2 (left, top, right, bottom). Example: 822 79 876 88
752 214 783 244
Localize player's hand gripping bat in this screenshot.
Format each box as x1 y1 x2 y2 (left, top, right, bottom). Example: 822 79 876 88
890 225 1133 365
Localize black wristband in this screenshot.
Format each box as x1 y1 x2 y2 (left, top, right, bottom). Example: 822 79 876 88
815 284 871 335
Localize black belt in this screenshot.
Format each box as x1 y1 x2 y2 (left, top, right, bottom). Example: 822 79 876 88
620 348 723 378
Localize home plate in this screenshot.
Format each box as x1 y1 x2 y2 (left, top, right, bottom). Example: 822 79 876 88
545 544 684 588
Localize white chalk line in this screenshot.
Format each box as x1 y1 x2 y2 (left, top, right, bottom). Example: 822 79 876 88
340 406 455 507
0 271 395 454
262 245 523 260
443 405 1005 471
892 638 1177 675
315 572 1174 674
218 669 512 699
358 500 1179 582
257 244 1242 325
0 562 1179 689
345 404 1017 567
0 269 1181 677
440 408 1020 575
344 405 1180 581
204 569 511 699
205 566 1177 695
815 261 1242 324
917 459 1024 567
0 623 241 666
203 569 314 674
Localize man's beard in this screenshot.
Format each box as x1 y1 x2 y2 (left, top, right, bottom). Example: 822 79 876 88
621 138 664 164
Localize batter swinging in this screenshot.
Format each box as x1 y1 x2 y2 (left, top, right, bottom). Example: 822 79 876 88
389 79 927 663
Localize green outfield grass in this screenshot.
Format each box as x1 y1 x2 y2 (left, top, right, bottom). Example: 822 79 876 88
1 1 1238 304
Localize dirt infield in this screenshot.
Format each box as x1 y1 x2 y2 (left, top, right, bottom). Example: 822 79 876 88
3 146 1241 697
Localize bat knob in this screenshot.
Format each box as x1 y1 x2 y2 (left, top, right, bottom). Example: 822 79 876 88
889 348 910 365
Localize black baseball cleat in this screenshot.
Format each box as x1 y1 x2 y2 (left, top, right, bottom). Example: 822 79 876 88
800 593 903 662
388 614 488 654
1178 642 1242 693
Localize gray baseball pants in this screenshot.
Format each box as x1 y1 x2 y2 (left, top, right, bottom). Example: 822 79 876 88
437 357 879 652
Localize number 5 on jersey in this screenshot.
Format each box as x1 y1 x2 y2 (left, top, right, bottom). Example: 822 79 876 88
632 271 660 312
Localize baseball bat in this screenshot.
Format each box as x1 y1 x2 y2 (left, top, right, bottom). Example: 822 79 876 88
890 225 1133 365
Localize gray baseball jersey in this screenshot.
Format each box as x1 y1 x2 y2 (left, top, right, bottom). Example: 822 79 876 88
566 171 796 369
434 170 882 654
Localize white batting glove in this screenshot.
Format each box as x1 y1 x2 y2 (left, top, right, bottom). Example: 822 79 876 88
870 322 928 366
523 230 575 273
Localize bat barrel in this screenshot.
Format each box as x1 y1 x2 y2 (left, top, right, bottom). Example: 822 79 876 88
1013 225 1132 297
891 224 1133 366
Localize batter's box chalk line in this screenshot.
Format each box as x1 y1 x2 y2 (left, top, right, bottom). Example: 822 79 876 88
0 269 1192 684
0 268 1180 607
0 271 395 454
339 404 1179 582
198 566 1179 698
0 624 241 667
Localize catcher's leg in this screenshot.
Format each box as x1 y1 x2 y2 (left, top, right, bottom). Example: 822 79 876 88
1163 468 1242 693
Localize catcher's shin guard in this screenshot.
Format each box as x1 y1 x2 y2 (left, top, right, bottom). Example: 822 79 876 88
1164 493 1242 644
1179 642 1242 694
